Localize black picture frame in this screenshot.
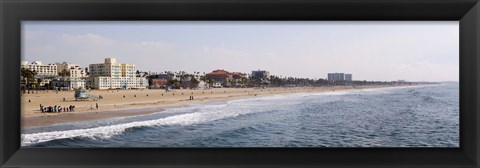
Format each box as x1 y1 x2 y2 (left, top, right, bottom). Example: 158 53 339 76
1 0 479 167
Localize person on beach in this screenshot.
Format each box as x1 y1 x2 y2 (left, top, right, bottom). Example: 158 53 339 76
63 98 65 101
96 103 99 109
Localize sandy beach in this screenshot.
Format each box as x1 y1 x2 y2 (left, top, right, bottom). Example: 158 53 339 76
21 85 404 127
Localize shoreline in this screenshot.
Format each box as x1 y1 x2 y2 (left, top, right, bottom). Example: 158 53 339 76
21 84 431 128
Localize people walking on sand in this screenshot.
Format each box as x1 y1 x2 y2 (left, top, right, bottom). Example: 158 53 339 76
96 103 99 109
40 104 44 113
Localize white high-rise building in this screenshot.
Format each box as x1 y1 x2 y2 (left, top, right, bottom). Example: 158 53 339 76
21 61 57 76
328 73 353 81
56 62 87 78
345 74 352 81
88 58 147 89
327 73 345 81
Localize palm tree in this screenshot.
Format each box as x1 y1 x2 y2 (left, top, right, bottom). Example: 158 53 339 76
58 69 70 77
190 77 200 89
21 68 36 90
205 77 214 88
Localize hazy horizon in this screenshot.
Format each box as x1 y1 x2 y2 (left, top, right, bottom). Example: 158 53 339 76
22 21 459 82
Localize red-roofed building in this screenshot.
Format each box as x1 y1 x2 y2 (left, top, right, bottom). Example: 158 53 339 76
205 69 248 87
206 69 233 87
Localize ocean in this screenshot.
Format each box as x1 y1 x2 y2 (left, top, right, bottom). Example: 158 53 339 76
22 83 459 147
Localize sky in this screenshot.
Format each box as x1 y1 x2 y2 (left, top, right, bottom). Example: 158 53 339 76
22 21 459 82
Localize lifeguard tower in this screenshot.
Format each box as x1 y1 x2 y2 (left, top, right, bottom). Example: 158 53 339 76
74 88 100 101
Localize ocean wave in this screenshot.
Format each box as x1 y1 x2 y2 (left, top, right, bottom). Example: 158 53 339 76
22 100 272 146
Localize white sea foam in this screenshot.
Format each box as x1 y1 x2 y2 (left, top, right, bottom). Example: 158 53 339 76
21 100 270 146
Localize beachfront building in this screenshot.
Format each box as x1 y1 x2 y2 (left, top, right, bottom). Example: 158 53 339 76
211 81 223 88
345 74 353 81
56 62 87 78
154 72 179 81
51 77 86 90
231 72 247 87
206 69 233 87
21 61 59 88
21 61 58 76
147 72 180 88
87 58 148 89
148 79 168 88
251 70 270 85
328 73 345 81
251 70 270 80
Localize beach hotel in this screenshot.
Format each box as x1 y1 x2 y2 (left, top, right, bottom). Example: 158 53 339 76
328 73 353 82
87 58 148 89
56 62 87 78
21 61 58 76
206 69 246 87
21 61 58 87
